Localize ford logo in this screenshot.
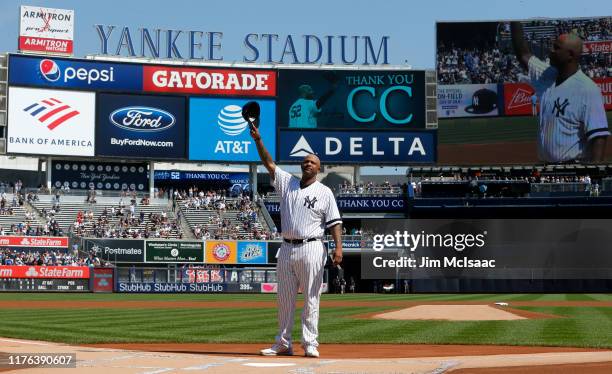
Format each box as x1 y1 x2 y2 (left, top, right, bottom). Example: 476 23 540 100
109 106 175 132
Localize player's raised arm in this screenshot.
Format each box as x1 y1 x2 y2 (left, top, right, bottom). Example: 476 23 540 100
510 21 532 70
249 124 276 177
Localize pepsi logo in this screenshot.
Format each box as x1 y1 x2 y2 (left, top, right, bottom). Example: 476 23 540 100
217 105 248 136
39 59 61 82
109 106 175 132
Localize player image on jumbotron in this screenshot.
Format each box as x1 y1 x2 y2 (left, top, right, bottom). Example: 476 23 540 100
288 71 339 128
436 17 612 165
511 21 610 163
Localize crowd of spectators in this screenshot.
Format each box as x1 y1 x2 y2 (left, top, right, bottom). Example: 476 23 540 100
438 18 611 84
71 202 181 239
0 248 105 267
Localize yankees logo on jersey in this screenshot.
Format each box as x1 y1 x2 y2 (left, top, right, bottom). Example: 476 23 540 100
304 196 317 209
552 98 570 117
527 56 610 163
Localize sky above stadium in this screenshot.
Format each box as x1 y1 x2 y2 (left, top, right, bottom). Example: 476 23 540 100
0 0 609 68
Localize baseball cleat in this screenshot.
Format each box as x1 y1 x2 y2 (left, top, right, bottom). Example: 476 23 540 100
260 344 293 356
304 346 320 358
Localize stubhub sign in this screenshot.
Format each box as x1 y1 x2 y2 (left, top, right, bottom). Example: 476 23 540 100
189 97 276 162
278 130 436 163
8 54 142 91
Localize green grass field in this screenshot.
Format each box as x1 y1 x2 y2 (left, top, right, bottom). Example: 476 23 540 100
0 293 611 348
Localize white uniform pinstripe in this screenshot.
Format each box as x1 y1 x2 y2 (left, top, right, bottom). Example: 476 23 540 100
527 56 610 163
272 166 341 349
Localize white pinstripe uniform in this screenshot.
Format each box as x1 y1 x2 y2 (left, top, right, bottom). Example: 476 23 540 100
527 56 610 163
272 166 341 350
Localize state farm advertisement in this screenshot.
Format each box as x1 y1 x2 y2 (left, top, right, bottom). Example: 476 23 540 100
583 41 612 54
503 83 536 116
143 66 276 96
594 77 612 111
0 236 68 248
0 266 90 279
19 6 74 55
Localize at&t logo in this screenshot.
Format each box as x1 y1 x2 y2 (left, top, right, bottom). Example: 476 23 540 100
214 104 251 154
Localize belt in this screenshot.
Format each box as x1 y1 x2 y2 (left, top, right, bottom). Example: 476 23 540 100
283 238 320 245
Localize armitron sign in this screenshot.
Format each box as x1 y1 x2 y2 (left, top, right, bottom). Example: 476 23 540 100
19 6 74 55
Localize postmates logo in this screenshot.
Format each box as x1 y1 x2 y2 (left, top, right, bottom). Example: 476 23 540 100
212 243 231 261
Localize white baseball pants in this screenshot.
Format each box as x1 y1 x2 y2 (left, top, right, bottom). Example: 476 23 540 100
275 240 327 348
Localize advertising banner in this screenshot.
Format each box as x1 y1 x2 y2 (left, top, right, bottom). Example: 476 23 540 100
236 241 268 264
7 87 95 156
145 240 204 263
92 267 114 292
502 83 537 116
594 77 612 111
583 40 612 54
84 239 145 263
0 236 68 248
8 54 143 91
52 160 148 191
278 130 436 164
437 84 500 118
19 6 74 55
264 202 280 215
189 97 276 162
96 93 186 159
205 241 237 264
277 69 426 129
336 196 405 213
184 269 224 283
142 66 276 96
0 266 89 279
117 282 267 293
267 242 281 264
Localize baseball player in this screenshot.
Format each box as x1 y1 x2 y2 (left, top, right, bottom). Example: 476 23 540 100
288 73 338 128
511 22 609 163
249 123 343 358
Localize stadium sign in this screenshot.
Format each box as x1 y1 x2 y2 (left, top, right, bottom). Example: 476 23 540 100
277 69 426 129
19 6 74 55
8 54 143 90
96 93 187 159
95 25 390 65
237 241 268 264
145 240 204 263
278 130 436 164
52 160 148 191
336 196 405 213
0 236 68 248
0 266 90 279
188 97 276 162
7 87 95 157
143 66 276 96
84 239 145 263
437 84 501 118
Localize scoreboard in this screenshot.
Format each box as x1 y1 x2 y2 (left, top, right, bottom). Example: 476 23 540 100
0 278 90 292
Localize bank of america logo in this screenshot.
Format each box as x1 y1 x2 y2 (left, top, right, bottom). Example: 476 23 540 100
23 98 80 130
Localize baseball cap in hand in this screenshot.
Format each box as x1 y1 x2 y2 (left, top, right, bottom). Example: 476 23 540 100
465 89 498 114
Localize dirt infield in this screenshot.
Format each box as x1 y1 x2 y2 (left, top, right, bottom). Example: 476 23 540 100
1 337 611 373
0 299 610 309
